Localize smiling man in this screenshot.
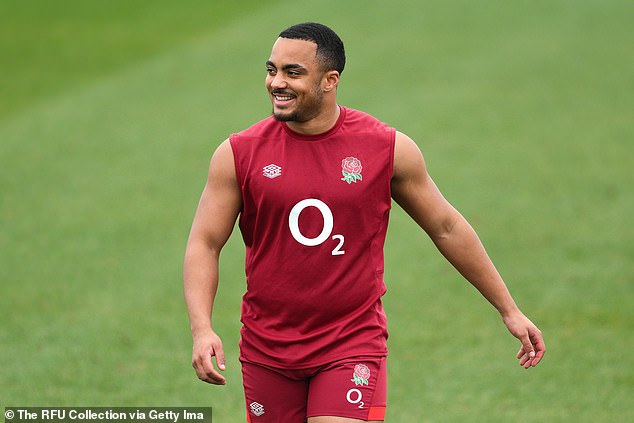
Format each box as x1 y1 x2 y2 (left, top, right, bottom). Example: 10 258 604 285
266 28 343 131
183 22 545 423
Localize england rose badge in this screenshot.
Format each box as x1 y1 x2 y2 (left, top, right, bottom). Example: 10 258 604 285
341 157 363 184
352 364 371 386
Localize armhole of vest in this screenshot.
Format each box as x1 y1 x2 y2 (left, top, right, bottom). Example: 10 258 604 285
229 135 243 186
386 128 396 195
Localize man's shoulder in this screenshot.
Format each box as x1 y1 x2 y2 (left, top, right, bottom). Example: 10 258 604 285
232 115 280 140
342 106 393 131
341 106 395 139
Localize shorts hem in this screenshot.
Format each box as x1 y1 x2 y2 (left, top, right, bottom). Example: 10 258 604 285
306 409 386 421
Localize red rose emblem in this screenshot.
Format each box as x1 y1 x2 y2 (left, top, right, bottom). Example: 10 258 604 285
342 157 362 174
352 364 371 386
341 157 363 184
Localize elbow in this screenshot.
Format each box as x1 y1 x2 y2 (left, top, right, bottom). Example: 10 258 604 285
433 213 462 242
185 236 221 260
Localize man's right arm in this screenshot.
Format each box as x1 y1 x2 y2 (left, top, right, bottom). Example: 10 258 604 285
183 139 242 385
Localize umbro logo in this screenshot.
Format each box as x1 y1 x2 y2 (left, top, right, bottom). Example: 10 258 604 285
263 164 282 179
249 402 265 417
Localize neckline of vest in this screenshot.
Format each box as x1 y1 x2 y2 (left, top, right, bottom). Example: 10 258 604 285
281 106 346 141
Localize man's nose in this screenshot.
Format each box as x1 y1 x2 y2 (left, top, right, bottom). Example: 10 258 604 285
269 73 287 89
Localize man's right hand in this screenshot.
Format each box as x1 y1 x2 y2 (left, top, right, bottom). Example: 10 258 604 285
191 329 227 385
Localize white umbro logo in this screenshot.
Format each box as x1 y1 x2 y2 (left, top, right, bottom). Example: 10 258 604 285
263 164 282 179
249 402 265 417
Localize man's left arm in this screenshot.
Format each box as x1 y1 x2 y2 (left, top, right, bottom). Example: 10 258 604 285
390 131 545 368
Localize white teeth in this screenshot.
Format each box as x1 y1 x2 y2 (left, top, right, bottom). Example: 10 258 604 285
275 95 293 101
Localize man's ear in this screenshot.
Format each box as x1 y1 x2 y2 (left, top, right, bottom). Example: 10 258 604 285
322 70 340 92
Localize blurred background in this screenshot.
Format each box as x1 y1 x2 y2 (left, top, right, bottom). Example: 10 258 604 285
1 1 632 422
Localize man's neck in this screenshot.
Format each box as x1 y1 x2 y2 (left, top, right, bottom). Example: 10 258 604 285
285 104 341 135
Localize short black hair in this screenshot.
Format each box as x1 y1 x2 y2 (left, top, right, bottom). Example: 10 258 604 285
279 22 346 74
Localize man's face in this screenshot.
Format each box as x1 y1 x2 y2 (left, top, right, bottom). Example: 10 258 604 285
265 37 325 122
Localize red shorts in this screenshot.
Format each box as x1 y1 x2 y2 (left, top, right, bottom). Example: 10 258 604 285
242 356 387 422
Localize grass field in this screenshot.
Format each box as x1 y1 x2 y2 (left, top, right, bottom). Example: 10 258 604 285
1 1 632 422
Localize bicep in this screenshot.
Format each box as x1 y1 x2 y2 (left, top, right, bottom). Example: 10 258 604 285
187 139 242 251
391 132 460 239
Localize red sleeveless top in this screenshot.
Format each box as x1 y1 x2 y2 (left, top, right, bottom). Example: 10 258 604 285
230 106 395 368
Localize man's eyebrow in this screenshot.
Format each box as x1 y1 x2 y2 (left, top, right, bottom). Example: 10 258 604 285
265 60 306 71
282 64 306 71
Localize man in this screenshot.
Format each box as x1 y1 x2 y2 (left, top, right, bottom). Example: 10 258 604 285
184 22 545 423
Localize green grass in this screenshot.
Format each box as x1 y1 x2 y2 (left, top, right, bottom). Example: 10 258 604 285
0 0 278 120
1 1 632 422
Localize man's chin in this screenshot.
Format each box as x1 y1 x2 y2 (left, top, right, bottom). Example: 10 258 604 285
272 110 299 122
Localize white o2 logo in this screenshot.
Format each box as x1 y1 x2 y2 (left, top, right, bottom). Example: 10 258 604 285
346 389 364 408
288 198 345 255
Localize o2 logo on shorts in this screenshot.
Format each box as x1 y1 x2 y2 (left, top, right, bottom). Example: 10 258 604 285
346 389 364 409
288 199 345 256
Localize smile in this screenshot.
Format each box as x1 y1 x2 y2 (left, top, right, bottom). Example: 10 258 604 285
274 95 294 101
272 92 296 108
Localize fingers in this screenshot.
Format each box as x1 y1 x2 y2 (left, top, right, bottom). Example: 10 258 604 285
202 346 227 384
517 328 546 369
517 347 533 369
530 333 546 366
519 334 536 368
194 350 226 384
503 311 545 370
214 344 226 371
192 337 227 385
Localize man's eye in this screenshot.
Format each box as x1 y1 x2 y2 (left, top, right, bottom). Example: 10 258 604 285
266 68 276 75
